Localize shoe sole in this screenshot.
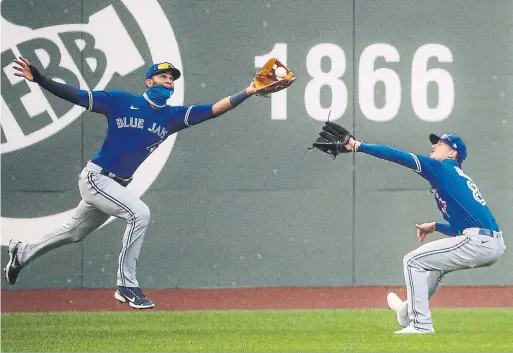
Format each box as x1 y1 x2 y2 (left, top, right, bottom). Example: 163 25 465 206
4 241 21 285
114 290 155 309
394 328 435 334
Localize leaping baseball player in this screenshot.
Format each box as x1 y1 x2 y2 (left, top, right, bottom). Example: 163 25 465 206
4 56 258 309
310 122 506 334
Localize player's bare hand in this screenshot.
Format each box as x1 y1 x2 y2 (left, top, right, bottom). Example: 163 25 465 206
13 56 34 81
416 222 436 242
246 81 257 95
344 137 360 151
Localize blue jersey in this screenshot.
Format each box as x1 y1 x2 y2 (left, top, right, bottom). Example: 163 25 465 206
359 144 499 235
79 90 213 178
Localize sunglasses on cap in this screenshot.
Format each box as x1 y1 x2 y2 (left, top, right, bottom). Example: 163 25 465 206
146 62 181 80
156 62 174 71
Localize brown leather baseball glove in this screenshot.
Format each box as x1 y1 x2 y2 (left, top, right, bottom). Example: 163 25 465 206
253 58 295 97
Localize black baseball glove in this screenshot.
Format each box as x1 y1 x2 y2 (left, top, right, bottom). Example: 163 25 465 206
309 121 353 159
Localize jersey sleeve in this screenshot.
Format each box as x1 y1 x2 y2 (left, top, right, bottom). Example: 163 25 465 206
78 89 127 115
435 222 459 236
358 144 442 185
183 104 214 126
166 104 214 132
409 153 443 186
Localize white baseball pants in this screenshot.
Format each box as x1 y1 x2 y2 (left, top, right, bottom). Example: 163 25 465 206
16 162 150 287
403 229 506 331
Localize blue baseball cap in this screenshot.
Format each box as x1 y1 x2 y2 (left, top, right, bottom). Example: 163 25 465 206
429 133 467 162
146 62 181 80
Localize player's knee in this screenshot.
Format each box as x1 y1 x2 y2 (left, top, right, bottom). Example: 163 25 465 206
403 252 416 268
437 271 447 283
136 204 151 225
68 230 83 243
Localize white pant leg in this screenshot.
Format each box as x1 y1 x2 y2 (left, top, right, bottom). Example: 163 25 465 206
403 234 505 331
17 200 109 265
427 270 448 298
80 168 151 288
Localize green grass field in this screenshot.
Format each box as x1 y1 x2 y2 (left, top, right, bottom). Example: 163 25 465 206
2 309 512 352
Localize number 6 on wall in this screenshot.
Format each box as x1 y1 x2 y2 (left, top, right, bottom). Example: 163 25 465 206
411 44 454 122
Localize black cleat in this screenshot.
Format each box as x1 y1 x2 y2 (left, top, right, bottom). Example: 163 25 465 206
4 240 23 285
114 286 155 309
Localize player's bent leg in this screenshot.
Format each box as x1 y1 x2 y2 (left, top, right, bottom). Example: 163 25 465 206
83 181 150 288
402 235 475 333
427 270 448 299
403 254 433 333
115 201 150 288
16 201 109 265
4 201 109 285
81 170 153 307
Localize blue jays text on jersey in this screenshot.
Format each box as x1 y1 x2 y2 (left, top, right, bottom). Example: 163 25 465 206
77 90 214 178
358 144 499 235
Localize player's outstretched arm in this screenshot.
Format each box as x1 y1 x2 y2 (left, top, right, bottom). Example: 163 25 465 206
211 81 257 117
12 56 90 110
178 82 256 128
347 138 421 171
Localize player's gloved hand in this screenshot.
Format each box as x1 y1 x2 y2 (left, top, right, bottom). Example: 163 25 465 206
253 58 295 97
246 81 257 95
309 121 354 159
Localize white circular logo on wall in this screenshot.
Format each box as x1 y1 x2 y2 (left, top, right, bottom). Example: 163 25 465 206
1 0 183 245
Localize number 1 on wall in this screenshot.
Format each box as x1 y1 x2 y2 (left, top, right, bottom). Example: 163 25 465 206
254 43 288 120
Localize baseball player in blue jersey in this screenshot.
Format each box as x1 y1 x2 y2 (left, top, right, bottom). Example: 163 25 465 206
311 123 506 334
4 56 257 309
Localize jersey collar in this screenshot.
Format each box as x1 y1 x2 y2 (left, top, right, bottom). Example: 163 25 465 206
443 159 460 166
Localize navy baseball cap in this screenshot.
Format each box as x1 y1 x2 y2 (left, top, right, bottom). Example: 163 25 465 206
146 62 181 80
429 133 467 162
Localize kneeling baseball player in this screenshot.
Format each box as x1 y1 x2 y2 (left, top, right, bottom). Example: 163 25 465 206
310 122 506 334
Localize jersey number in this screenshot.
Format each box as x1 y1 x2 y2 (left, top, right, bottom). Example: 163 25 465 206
455 167 486 206
466 180 486 206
